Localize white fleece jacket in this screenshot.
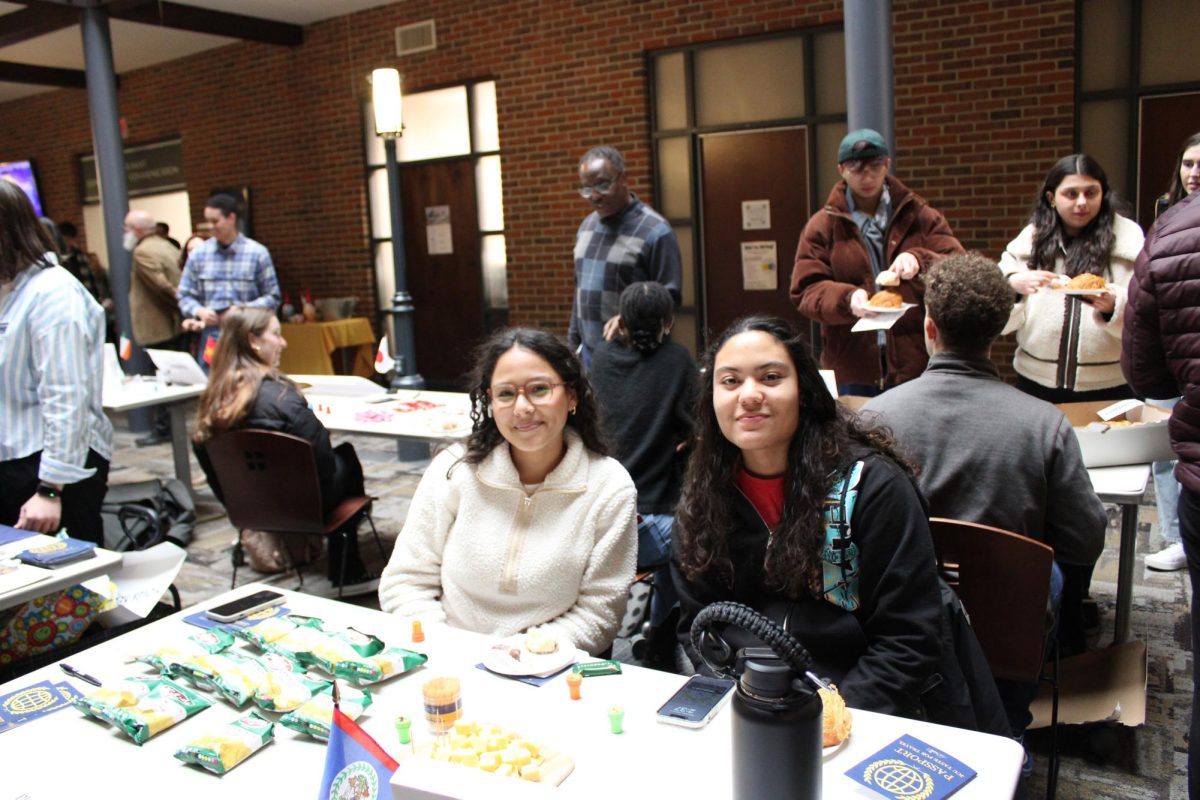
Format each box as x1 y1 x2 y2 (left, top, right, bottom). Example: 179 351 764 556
378 429 637 655
999 214 1144 391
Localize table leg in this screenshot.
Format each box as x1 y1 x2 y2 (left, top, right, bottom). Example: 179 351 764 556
168 402 195 499
1113 500 1139 645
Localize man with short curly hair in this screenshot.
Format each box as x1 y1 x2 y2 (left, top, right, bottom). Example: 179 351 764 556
864 252 1105 741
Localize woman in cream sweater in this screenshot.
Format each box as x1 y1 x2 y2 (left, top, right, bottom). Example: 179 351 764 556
378 328 637 656
1000 153 1144 402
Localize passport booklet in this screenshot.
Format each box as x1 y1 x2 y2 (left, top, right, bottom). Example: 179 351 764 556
845 734 977 800
17 536 97 568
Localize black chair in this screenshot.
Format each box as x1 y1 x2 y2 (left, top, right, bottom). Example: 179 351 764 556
929 517 1060 800
203 429 384 598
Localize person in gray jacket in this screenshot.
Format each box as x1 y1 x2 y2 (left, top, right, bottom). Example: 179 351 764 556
863 252 1106 736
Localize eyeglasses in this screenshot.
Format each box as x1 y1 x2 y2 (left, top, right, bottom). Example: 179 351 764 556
488 381 567 408
842 156 888 174
578 179 617 199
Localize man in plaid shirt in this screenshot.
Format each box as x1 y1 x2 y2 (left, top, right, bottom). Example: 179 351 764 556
570 146 681 368
178 193 280 369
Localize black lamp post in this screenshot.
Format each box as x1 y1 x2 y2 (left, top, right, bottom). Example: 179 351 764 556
372 67 424 392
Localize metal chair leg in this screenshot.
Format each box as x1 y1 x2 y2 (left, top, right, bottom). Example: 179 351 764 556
230 531 242 589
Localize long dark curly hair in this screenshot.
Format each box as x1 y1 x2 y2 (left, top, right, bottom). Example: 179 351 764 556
1028 153 1116 279
1163 131 1200 211
458 328 608 471
675 315 909 599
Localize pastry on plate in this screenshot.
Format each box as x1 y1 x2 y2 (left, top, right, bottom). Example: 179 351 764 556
868 290 903 309
1061 273 1106 290
523 631 559 655
818 685 852 747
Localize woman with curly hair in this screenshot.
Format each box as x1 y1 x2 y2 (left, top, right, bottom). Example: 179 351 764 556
192 306 372 591
1000 153 1144 402
671 315 941 716
379 328 637 656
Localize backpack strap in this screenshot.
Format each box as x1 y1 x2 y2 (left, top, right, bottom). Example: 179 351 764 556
820 460 864 612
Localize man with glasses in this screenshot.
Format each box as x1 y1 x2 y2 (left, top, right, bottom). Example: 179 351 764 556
569 146 681 369
790 129 962 396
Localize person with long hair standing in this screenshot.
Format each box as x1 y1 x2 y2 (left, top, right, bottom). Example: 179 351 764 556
0 181 113 541
1145 132 1200 573
1000 154 1145 402
192 307 373 592
671 315 941 715
379 329 637 656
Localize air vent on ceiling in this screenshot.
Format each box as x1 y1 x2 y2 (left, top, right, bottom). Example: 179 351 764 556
396 20 436 56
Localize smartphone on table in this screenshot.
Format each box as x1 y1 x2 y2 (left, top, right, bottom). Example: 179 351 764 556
204 590 285 623
656 675 736 728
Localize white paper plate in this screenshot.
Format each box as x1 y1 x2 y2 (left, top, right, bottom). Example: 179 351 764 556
482 636 576 677
823 734 850 759
1050 287 1108 296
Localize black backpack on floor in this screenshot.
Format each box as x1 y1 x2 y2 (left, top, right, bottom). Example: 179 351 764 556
100 478 196 552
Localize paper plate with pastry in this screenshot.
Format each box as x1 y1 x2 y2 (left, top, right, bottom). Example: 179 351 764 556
819 685 852 757
1049 273 1109 295
483 632 577 677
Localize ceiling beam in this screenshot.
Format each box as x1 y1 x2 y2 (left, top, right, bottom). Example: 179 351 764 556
0 5 76 49
5 1 303 47
109 2 303 47
0 59 89 88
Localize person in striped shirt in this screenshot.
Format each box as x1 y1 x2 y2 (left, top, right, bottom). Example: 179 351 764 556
0 180 113 541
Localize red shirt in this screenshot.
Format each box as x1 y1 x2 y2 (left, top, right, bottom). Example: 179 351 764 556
736 467 785 531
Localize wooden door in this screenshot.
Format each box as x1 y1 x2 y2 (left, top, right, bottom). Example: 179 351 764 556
1138 93 1200 225
399 158 484 390
699 127 810 341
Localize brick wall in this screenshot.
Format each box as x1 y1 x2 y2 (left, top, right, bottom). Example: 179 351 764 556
0 0 1076 379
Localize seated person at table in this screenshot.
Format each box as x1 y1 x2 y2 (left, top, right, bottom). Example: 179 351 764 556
192 307 373 591
862 253 1105 734
672 315 941 716
378 328 637 656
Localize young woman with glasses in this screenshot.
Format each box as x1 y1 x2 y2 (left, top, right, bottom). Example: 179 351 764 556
379 328 637 656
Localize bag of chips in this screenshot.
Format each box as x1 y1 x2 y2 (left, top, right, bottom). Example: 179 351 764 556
175 711 275 774
172 650 306 707
253 670 330 712
236 614 324 651
76 678 211 744
73 676 159 720
279 685 372 740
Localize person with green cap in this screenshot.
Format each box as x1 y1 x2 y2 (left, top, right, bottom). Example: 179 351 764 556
790 129 963 397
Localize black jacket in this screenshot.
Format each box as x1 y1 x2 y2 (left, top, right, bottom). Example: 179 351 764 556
671 453 942 716
194 377 344 516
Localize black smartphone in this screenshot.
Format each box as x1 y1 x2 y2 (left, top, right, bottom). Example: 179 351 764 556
656 675 736 728
204 590 285 623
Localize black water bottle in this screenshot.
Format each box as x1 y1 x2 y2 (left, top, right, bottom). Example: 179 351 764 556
731 652 823 800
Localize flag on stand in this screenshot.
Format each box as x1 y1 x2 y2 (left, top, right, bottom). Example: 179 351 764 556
317 704 399 800
374 336 395 374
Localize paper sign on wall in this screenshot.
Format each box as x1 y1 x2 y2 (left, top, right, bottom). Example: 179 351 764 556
742 199 771 230
426 205 453 255
741 241 778 291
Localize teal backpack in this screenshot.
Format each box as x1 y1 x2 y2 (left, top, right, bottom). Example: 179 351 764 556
820 460 863 612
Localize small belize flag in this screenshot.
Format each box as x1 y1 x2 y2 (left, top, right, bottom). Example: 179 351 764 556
202 334 218 366
118 334 133 361
374 336 395 375
318 702 399 800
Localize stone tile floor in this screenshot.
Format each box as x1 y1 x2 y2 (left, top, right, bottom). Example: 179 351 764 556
108 405 1194 799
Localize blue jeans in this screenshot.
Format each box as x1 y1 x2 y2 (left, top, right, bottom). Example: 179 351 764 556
1177 487 1200 799
637 513 677 628
1150 398 1182 545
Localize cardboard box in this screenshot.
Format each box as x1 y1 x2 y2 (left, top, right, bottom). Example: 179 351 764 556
1029 640 1146 728
1057 400 1174 468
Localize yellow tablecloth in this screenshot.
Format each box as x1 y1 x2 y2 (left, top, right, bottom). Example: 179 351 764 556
279 317 375 377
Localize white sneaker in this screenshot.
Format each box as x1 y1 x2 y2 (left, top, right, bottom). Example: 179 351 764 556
1146 542 1187 572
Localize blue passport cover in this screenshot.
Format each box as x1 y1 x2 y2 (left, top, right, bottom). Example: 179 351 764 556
17 536 96 567
845 734 977 800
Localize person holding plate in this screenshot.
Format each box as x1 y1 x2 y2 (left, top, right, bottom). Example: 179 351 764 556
1000 153 1144 403
379 328 637 657
790 129 963 397
671 314 942 715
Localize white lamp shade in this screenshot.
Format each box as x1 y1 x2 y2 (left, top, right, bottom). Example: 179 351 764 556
372 68 403 136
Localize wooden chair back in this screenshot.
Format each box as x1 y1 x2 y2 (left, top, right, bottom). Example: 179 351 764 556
928 517 1054 684
204 429 326 534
